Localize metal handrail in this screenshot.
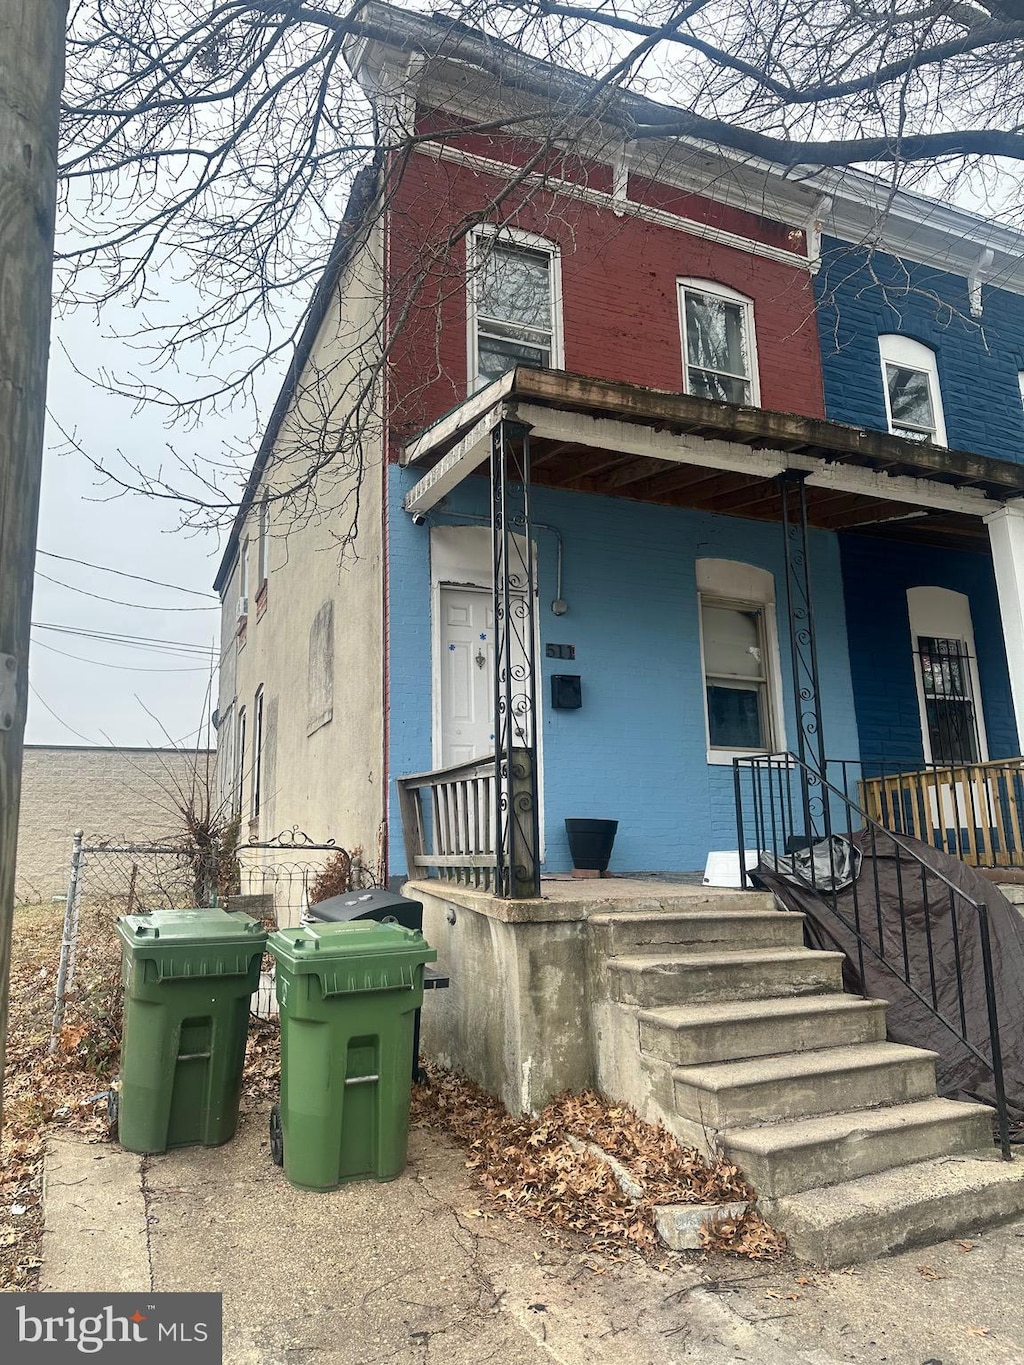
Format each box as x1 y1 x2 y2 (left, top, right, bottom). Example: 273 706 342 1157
734 750 1012 1159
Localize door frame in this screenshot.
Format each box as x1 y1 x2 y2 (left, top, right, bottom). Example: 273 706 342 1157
429 523 545 856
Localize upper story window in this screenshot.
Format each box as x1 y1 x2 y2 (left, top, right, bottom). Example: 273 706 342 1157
468 228 561 391
678 280 759 407
878 335 947 445
239 536 249 609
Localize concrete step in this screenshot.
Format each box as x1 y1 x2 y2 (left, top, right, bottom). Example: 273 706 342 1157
589 890 779 917
638 994 887 1067
607 946 845 1009
590 909 804 956
765 1149 1024 1266
724 1097 995 1197
671 1042 937 1127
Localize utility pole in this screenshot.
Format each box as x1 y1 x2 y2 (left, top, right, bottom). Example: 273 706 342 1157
0 0 68 1124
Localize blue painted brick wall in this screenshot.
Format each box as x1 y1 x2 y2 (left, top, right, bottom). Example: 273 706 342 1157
814 238 1024 462
838 533 1017 766
388 465 860 875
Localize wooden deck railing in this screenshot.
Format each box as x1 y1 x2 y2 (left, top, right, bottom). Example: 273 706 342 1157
859 757 1024 868
397 754 499 890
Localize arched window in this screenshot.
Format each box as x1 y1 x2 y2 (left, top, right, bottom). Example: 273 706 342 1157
697 559 784 762
878 336 947 445
678 279 759 407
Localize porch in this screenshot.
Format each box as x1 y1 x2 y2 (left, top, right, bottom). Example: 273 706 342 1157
393 366 1024 887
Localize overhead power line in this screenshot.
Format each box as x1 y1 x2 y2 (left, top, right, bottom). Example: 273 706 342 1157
31 639 212 674
31 622 216 656
35 570 218 612
36 549 217 599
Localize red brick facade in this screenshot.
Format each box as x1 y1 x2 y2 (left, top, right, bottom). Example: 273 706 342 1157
384 124 825 455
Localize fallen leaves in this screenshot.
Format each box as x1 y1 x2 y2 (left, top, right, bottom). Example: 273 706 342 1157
411 1067 786 1262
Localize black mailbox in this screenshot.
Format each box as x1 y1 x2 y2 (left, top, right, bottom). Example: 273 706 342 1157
551 674 582 709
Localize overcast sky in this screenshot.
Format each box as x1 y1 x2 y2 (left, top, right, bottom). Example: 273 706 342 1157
27 296 284 751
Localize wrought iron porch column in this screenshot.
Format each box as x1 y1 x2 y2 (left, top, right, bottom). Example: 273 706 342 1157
491 417 540 898
779 470 832 847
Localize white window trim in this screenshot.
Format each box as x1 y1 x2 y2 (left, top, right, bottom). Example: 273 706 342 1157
251 687 264 822
1017 370 1024 414
677 277 761 407
696 559 785 765
257 497 270 586
235 705 247 818
466 224 563 394
239 537 249 603
907 586 988 765
878 334 947 446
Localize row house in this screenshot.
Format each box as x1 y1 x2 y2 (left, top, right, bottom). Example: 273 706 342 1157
212 5 1024 1261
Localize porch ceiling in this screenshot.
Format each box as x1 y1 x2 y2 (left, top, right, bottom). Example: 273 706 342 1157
402 368 1024 546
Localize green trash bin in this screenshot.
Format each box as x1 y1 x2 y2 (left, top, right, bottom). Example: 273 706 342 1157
115 908 268 1154
268 920 437 1190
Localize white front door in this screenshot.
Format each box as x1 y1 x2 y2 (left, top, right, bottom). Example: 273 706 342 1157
439 586 495 767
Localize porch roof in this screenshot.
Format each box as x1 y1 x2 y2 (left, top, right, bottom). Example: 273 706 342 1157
402 368 1024 547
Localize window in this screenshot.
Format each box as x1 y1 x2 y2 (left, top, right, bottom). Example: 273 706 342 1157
878 335 947 445
235 706 246 817
468 229 560 391
678 280 758 406
907 587 987 765
251 688 264 822
239 537 249 607
697 559 784 763
257 497 270 586
701 603 771 749
916 637 981 764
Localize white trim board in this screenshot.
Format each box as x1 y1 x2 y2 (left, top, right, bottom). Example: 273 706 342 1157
412 142 814 273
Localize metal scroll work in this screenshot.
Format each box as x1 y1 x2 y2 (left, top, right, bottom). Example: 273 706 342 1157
491 418 540 898
779 470 831 846
248 826 337 849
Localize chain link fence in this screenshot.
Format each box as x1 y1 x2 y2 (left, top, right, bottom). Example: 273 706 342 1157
49 830 371 1045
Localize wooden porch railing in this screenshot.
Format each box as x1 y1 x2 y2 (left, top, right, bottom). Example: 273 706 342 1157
397 753 499 890
859 757 1024 869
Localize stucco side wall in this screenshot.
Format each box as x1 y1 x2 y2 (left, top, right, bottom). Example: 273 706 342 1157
218 226 386 864
15 747 213 903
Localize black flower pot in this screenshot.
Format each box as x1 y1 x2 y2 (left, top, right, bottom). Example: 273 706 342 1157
565 819 618 873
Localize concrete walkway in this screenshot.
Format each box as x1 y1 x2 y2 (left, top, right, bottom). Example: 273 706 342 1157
40 1110 1024 1364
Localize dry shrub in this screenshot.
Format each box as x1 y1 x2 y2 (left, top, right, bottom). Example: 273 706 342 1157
308 849 355 905
412 1067 785 1261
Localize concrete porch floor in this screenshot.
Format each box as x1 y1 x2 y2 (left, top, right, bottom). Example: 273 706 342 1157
403 875 751 925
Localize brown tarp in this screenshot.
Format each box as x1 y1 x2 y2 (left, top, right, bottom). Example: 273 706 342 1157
755 830 1024 1122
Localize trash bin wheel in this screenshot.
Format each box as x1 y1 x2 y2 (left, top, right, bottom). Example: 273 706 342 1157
106 1087 119 1134
269 1103 284 1166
